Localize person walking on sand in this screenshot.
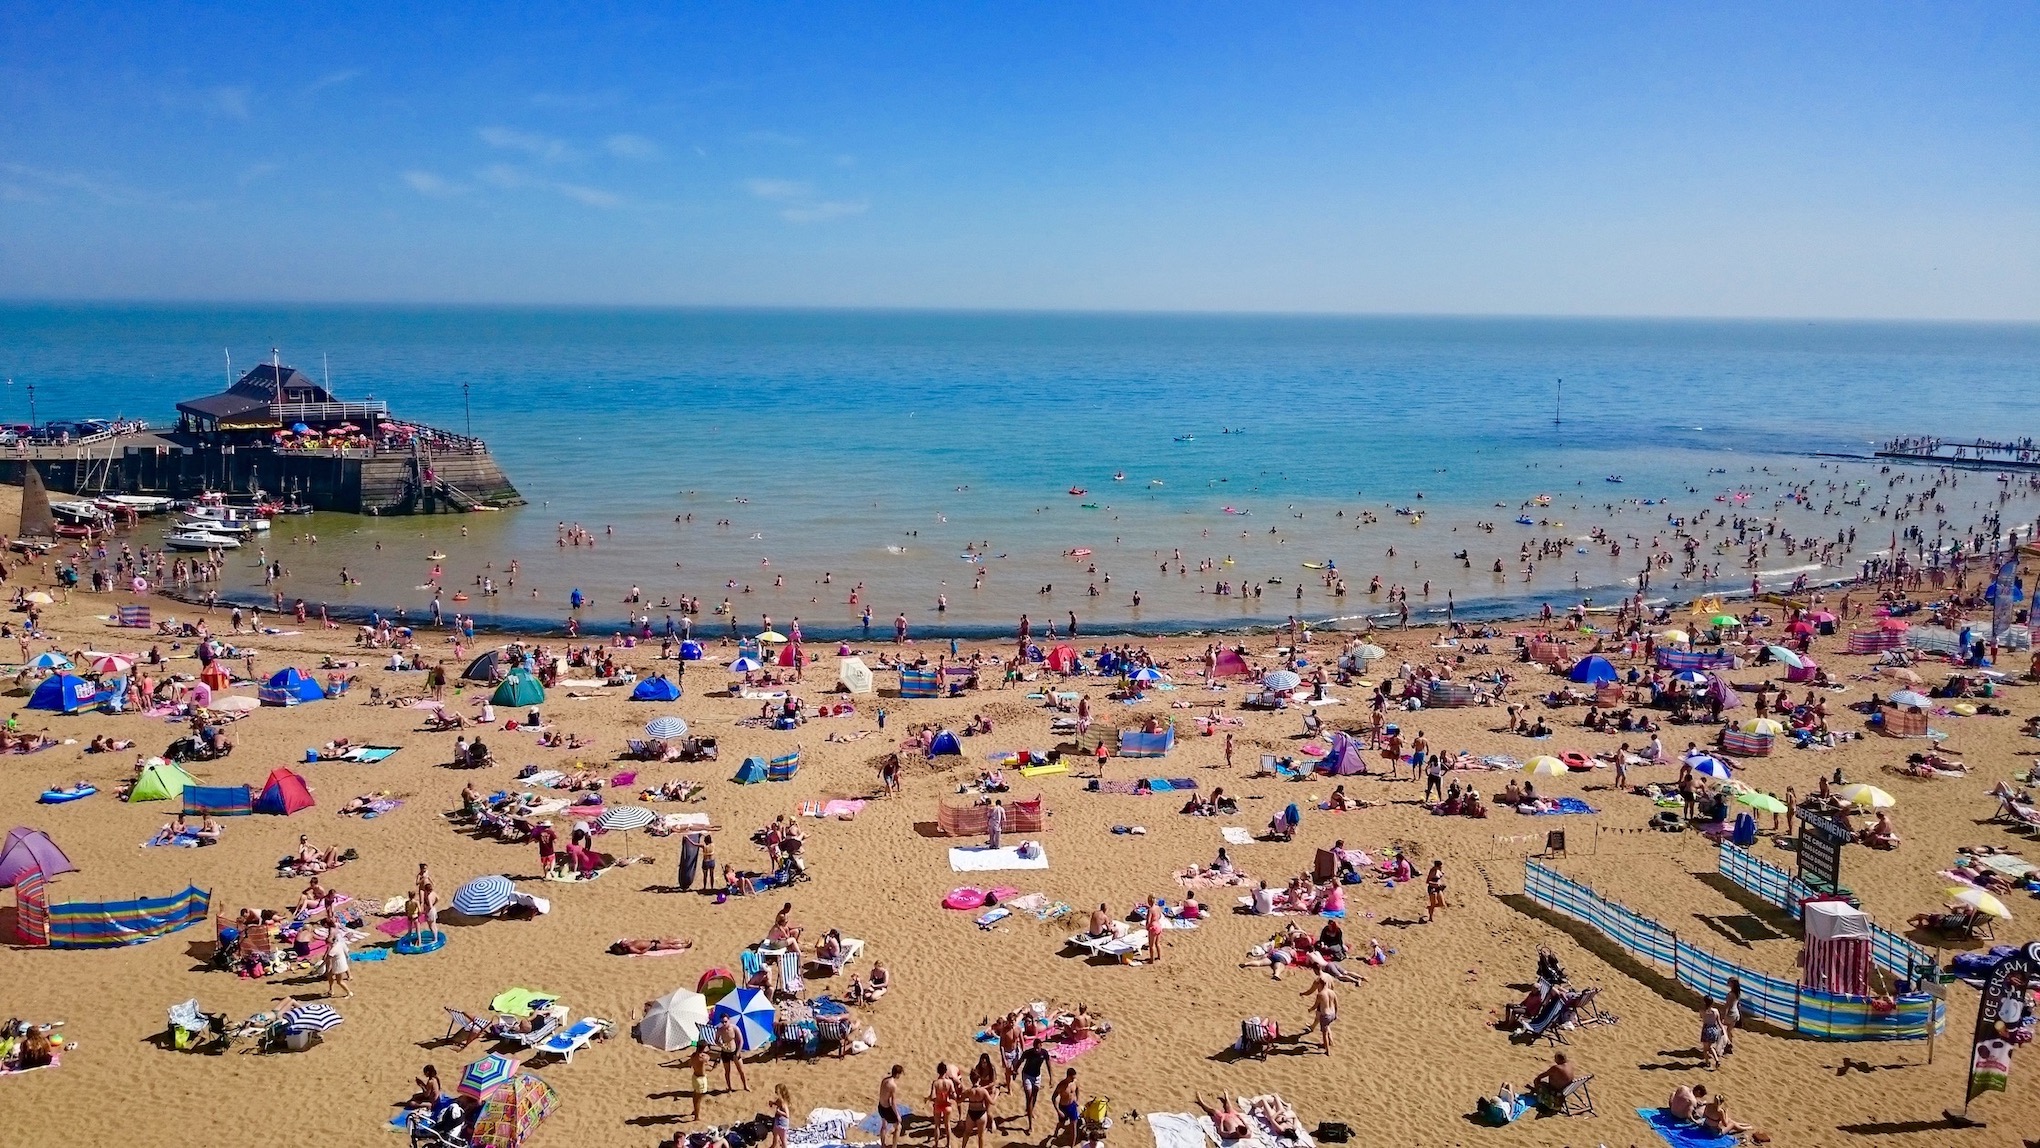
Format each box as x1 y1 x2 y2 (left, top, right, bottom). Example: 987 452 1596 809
713 1013 749 1092
877 1064 905 1148
986 798 1006 849
1425 860 1446 923
688 1042 709 1120
1144 894 1164 963
322 919 353 998
1050 1068 1081 1148
1016 1039 1050 1134
770 1084 793 1148
1303 971 1336 1054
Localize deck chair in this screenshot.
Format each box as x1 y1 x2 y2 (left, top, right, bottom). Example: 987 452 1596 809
1992 793 2040 834
1554 1074 1595 1117
776 950 806 998
237 923 281 963
740 948 766 980
815 1015 853 1058
1239 1017 1278 1060
1518 991 1576 1044
443 1007 492 1048
532 1017 608 1063
1571 987 1617 1028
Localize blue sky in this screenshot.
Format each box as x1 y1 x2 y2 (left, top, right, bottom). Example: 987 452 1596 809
1 3 2034 317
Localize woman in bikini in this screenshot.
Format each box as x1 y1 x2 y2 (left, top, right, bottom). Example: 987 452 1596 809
929 1062 958 1148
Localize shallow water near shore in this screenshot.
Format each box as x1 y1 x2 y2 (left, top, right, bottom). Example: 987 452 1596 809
6 306 2037 631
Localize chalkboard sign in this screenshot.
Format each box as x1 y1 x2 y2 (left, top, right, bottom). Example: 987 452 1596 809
1544 830 1567 857
1797 805 1849 894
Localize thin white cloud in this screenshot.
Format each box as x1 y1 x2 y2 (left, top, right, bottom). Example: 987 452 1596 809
475 163 619 209
304 69 361 95
0 162 202 208
605 133 660 160
744 177 866 224
403 169 464 197
480 126 577 163
207 86 252 120
237 161 280 186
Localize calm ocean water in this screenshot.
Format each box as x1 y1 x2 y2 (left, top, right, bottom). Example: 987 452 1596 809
3 306 2036 636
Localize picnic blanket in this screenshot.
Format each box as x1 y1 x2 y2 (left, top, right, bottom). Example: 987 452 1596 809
142 831 208 848
342 746 401 763
1220 827 1256 845
1147 1113 1211 1148
949 845 1050 872
1635 1108 1738 1148
1527 797 1598 816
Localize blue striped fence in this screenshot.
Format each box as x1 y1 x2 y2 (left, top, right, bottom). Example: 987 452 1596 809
1715 844 1933 978
1523 861 1942 1041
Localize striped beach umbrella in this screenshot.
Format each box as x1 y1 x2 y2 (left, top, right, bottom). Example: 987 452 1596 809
1262 670 1301 692
282 1003 344 1033
1352 643 1386 661
1688 756 1733 780
1740 717 1785 736
26 651 69 669
707 986 776 1050
1946 887 2012 920
1887 690 1930 708
1523 756 1567 777
598 806 657 833
728 656 762 673
1839 783 1895 809
92 654 134 675
644 716 688 740
452 875 516 916
1671 670 1709 685
1657 629 1690 646
457 1052 520 1099
1126 666 1163 683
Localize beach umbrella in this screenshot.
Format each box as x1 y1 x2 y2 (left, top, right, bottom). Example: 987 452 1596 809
212 695 258 712
1262 670 1302 692
1689 756 1733 780
696 967 737 1004
1353 644 1386 661
25 651 68 669
1786 620 1814 635
706 986 775 1050
290 422 311 434
1709 614 1738 628
1736 791 1787 814
23 592 53 606
1658 629 1690 646
458 1052 521 1099
644 716 688 740
1523 756 1567 776
598 805 656 834
637 989 712 1051
1809 611 1837 623
728 656 762 673
1127 666 1163 683
1671 670 1709 685
1766 646 1805 670
1881 667 1923 684
755 630 788 644
281 1003 344 1034
1879 617 1910 633
92 654 134 675
1740 717 1785 736
1887 690 1930 708
1839 784 1895 809
1946 887 2013 920
452 875 517 917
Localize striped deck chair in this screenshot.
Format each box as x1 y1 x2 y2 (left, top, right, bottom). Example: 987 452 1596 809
775 950 805 998
740 948 766 980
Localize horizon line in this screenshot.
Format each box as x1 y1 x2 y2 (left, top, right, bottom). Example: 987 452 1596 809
1 298 2037 328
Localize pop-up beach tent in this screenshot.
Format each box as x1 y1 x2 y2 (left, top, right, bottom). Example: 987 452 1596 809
259 667 326 706
837 658 874 695
1319 731 1366 775
492 670 545 707
1211 649 1252 678
129 760 197 803
678 640 704 661
254 768 315 815
731 757 767 784
28 672 96 713
1045 644 1078 673
1567 655 1618 685
0 828 76 888
928 730 963 757
631 676 682 702
463 649 503 682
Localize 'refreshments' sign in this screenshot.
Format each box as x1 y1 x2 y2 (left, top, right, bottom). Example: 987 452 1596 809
1967 941 2040 1103
1795 805 1848 894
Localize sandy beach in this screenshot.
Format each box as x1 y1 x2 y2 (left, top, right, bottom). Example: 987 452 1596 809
0 477 2035 1148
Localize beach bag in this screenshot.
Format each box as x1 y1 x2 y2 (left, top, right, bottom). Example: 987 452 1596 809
1315 1123 1352 1143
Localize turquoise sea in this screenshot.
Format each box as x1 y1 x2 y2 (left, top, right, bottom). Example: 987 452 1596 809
2 306 2036 636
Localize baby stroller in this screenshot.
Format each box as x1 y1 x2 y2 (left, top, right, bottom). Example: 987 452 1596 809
1078 1095 1113 1148
409 1103 472 1148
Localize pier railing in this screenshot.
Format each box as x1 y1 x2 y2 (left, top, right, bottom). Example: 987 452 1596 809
274 400 390 425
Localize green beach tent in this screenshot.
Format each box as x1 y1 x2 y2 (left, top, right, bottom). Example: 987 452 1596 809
491 670 545 707
129 760 198 803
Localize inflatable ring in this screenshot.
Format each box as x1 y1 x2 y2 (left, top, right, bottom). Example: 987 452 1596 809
394 930 448 955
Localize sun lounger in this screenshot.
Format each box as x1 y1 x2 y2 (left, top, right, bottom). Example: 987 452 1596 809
816 937 865 975
532 1016 608 1063
1991 794 2040 834
495 1012 563 1049
1067 932 1144 964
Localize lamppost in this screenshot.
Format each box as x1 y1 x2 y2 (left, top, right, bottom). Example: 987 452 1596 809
463 382 472 438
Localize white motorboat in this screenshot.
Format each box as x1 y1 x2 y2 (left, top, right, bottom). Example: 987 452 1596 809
175 516 255 535
164 529 242 551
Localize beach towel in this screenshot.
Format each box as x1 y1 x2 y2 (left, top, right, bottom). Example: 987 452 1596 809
1220 827 1256 845
949 845 1049 872
1091 780 1143 795
975 907 1012 928
1635 1109 1738 1148
1530 797 1598 816
1148 1113 1213 1148
142 832 207 848
343 746 400 763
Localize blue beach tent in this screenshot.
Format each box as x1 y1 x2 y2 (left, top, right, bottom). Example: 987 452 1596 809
260 667 326 705
1567 656 1618 685
631 676 682 702
28 672 96 713
928 730 963 757
678 640 705 661
732 757 767 785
